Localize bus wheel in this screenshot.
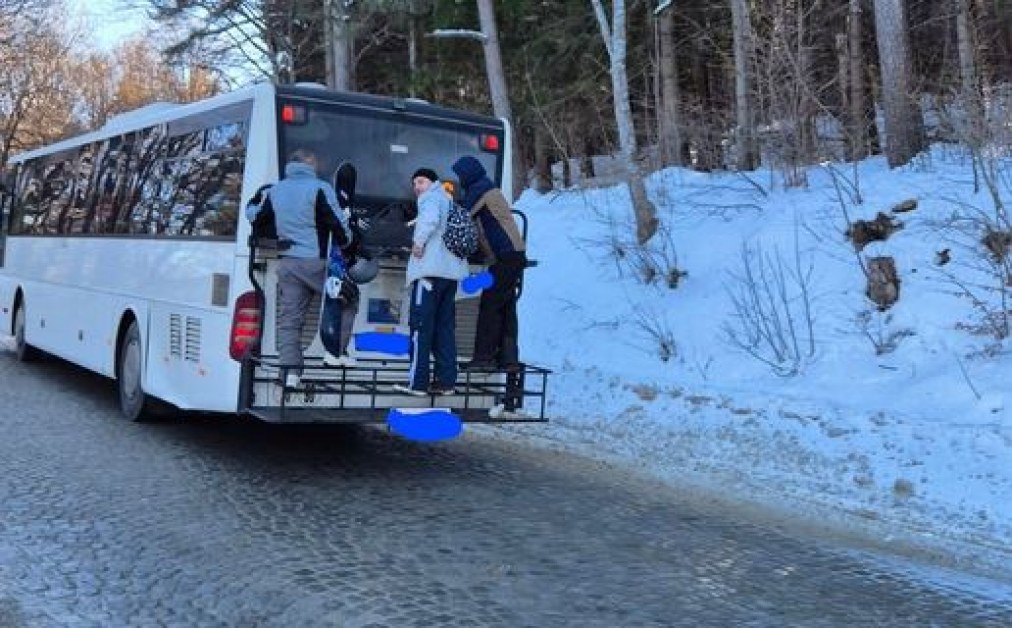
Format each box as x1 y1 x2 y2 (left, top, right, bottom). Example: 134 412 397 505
118 320 151 421
13 301 40 362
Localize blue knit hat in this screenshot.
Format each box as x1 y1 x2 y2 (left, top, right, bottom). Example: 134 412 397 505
451 156 486 187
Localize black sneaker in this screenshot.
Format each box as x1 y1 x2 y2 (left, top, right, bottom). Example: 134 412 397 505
462 359 496 371
428 383 456 396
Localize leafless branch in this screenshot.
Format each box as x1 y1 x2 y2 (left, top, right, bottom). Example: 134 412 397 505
427 28 487 43
722 229 818 376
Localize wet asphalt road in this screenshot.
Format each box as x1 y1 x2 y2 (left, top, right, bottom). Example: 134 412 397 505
1 350 1011 627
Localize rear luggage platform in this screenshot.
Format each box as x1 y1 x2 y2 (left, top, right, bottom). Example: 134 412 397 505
241 355 550 424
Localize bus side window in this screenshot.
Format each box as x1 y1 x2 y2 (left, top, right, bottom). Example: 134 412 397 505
161 122 246 238
153 130 204 236
35 156 74 235
124 130 169 235
15 163 43 234
0 205 5 267
1 164 23 265
0 176 9 267
64 145 93 234
192 122 246 237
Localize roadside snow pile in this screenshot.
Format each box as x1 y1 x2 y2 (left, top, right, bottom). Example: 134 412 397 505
489 146 1012 579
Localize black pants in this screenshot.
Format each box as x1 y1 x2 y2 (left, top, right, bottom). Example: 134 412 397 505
474 251 526 365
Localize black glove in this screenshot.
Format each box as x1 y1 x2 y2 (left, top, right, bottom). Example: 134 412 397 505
403 202 418 225
249 183 272 205
338 279 360 305
252 206 277 239
341 221 364 258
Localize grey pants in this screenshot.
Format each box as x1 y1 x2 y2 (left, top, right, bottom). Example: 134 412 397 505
276 257 326 373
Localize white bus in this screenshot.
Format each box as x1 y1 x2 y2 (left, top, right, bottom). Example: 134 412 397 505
0 83 548 424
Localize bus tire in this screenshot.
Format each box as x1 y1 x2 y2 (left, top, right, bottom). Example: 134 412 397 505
13 301 41 362
117 319 157 422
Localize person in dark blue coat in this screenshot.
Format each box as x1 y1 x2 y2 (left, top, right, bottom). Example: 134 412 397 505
451 155 527 372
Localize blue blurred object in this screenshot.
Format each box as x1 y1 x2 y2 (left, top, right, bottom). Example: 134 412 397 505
461 270 495 295
355 331 411 355
387 408 463 442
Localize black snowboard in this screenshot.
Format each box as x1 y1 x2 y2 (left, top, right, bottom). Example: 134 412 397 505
320 162 357 358
334 162 357 212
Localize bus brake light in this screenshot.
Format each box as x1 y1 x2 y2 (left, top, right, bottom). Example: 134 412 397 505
281 104 307 125
481 134 500 152
230 291 261 361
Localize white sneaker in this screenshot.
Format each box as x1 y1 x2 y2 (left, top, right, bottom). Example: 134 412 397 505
392 383 427 397
323 352 357 368
335 354 357 367
284 373 301 388
488 403 529 420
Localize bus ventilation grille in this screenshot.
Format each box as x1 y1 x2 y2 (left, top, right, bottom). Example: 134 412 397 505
170 313 203 363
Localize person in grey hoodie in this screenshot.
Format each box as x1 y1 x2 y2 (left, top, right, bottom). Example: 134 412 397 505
245 149 350 388
393 168 469 396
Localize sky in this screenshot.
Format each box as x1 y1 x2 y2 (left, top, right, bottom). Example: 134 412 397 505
496 144 1012 585
67 0 149 50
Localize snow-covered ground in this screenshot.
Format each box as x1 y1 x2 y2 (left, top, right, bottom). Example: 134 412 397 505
486 144 1012 581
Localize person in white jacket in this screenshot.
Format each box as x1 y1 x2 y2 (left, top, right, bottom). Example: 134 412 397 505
393 168 469 396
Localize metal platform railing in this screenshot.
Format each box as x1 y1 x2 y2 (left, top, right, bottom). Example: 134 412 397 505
242 354 550 424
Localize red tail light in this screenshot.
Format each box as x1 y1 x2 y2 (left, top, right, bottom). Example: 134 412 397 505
481 134 500 152
281 104 307 124
230 290 261 361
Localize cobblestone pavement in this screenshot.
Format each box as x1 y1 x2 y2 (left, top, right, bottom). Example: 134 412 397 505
1 352 1011 627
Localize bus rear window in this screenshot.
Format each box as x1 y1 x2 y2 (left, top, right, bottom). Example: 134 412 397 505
279 102 503 202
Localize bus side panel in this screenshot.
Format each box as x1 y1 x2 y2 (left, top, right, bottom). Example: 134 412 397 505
5 238 239 402
0 275 14 336
25 279 141 376
0 238 132 374
499 117 514 203
145 302 240 413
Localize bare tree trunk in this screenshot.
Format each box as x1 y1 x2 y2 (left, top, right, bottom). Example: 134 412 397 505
730 0 758 170
326 0 354 90
955 0 981 123
476 0 510 126
475 0 524 200
836 31 849 149
872 0 924 167
408 8 420 98
797 8 816 168
657 5 683 167
325 0 334 87
846 0 870 160
591 0 659 244
579 130 595 181
533 127 553 193
972 0 995 88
